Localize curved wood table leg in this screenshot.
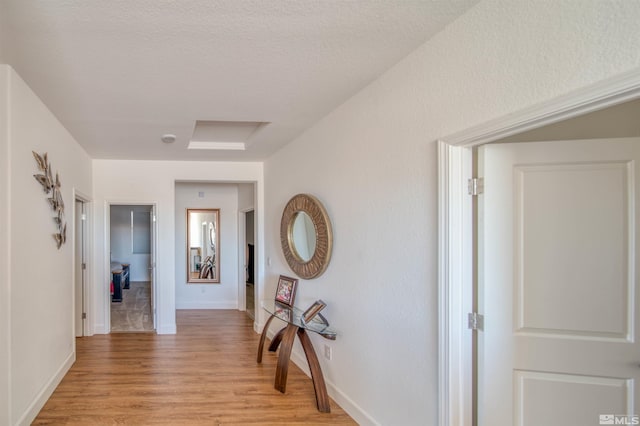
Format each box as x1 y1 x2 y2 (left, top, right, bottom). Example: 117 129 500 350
274 324 298 393
297 328 331 413
257 314 276 363
268 326 287 352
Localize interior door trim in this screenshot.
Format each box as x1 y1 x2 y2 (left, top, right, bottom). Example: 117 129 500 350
437 67 640 426
73 189 92 336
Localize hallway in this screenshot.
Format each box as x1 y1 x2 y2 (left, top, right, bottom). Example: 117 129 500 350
34 310 354 424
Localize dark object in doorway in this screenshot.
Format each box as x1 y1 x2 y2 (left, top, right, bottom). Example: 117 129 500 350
247 244 254 283
111 263 130 302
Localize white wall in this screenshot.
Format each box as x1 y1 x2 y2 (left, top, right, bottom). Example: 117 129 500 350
0 12 7 65
262 1 640 424
1 65 93 425
175 182 239 309
238 183 255 212
109 205 151 281
0 65 10 426
92 160 263 335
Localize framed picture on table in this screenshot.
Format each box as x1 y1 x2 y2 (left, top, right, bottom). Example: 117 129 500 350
302 300 327 323
275 275 298 307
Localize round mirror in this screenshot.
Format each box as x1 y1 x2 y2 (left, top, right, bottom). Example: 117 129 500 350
280 194 332 279
290 211 317 262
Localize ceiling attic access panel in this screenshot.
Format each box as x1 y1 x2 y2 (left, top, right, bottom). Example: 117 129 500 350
188 120 269 151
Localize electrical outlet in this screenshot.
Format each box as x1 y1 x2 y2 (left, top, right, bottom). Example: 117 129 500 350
324 344 332 360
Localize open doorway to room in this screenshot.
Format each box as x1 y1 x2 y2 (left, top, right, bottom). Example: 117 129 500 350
470 99 640 426
438 77 640 426
243 209 256 319
109 204 156 333
174 181 257 316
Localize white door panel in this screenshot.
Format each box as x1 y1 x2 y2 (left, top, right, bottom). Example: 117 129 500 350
478 138 640 426
515 162 630 339
515 371 630 426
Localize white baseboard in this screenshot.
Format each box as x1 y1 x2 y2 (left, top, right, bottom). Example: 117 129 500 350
93 323 107 334
98 321 176 334
175 301 237 309
156 323 177 334
263 327 378 425
17 350 75 426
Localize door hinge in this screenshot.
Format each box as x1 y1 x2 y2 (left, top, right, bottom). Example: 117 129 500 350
468 178 484 196
468 312 484 331
82 313 87 319
82 263 87 270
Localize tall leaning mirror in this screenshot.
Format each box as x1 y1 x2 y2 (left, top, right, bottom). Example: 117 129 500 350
187 208 220 283
280 194 333 279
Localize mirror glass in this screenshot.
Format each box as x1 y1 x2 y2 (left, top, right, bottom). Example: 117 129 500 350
187 208 220 283
291 212 316 261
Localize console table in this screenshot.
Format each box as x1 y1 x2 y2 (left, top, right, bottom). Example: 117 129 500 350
257 300 336 413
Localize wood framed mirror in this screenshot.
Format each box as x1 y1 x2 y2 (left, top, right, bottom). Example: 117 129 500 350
187 208 220 283
280 194 333 279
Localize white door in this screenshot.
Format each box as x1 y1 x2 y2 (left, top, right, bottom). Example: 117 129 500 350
478 137 640 426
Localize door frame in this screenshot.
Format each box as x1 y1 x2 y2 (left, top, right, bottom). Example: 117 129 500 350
238 208 256 318
150 205 158 329
73 190 92 337
437 68 640 426
104 200 158 333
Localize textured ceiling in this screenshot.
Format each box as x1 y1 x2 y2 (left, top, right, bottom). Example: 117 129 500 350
1 0 479 161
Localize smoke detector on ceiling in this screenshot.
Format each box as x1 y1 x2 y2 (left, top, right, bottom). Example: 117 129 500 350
161 134 176 144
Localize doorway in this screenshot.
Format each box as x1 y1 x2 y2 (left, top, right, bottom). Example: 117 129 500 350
244 209 256 319
438 72 640 426
109 204 156 333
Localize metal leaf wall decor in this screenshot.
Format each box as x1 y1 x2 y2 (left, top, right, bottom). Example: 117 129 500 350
33 151 67 249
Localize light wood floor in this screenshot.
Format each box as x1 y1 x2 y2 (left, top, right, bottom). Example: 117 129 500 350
34 310 355 425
